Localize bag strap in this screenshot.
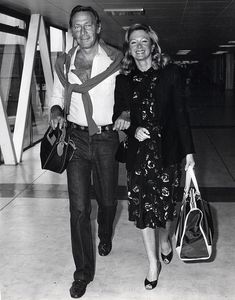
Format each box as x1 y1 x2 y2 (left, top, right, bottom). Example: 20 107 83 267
184 166 200 195
63 53 70 121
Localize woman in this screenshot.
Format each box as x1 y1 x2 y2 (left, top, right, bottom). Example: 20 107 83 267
113 24 195 290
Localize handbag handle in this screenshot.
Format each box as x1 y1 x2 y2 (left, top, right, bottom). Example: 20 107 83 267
184 166 200 195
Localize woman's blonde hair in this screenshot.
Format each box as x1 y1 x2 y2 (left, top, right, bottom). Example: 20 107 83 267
121 23 162 75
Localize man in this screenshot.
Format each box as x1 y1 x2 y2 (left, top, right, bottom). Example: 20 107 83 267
49 5 122 298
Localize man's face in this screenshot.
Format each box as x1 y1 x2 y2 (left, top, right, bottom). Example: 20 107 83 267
71 11 101 49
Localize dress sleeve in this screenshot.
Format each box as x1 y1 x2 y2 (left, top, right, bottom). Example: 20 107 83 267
112 74 130 122
113 74 139 137
171 65 195 155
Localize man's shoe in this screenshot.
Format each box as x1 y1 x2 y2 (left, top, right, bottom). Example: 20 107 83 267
70 280 87 298
98 241 112 256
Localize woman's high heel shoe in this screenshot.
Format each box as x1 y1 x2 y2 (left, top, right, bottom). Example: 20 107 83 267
161 250 173 264
161 238 173 264
144 262 162 290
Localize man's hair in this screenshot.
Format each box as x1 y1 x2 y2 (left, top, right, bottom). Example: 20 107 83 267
69 5 101 27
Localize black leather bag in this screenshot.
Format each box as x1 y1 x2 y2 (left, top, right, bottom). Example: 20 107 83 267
115 138 128 163
175 166 214 261
40 126 76 174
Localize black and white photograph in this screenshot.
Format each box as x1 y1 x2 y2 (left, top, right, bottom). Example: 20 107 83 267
0 1 235 299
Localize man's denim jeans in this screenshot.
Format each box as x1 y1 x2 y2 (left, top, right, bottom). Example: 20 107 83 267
67 128 119 282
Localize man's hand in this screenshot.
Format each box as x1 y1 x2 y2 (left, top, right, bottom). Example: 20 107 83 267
50 105 66 130
113 111 130 131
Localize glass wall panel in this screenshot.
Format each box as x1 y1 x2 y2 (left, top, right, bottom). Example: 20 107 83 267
50 26 65 71
0 15 67 162
24 26 66 146
0 13 26 30
0 32 26 131
28 47 49 145
28 26 66 145
0 14 26 162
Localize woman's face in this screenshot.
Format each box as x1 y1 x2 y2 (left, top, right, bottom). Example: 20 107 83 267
129 29 152 62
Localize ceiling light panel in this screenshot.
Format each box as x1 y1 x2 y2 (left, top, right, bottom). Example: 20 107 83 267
104 8 145 16
176 50 191 55
219 44 235 48
212 51 228 55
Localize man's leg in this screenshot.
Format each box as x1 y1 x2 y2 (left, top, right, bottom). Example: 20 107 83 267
66 130 94 297
92 131 119 255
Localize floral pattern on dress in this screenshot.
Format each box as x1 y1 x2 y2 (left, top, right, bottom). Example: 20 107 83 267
127 68 181 229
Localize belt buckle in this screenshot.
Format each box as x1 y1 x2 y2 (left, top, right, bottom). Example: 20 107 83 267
97 125 102 134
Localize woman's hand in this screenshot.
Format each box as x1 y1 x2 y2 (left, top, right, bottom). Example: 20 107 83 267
135 127 150 142
113 111 130 131
185 153 195 171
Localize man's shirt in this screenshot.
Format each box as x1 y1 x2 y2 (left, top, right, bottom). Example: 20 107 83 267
50 44 119 126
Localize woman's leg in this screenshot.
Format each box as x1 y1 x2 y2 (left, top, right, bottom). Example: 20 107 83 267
142 227 160 281
159 220 172 255
159 164 181 260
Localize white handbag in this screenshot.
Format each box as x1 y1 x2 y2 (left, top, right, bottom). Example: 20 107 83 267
175 166 214 261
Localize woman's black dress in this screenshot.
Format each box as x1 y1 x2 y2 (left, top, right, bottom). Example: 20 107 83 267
127 68 181 229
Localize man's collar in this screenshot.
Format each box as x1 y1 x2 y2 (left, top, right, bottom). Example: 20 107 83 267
69 43 109 69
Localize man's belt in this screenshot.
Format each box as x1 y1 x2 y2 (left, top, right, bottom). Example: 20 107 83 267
69 122 113 134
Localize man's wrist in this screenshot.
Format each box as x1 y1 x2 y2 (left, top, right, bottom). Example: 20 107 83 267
50 105 63 119
120 110 130 120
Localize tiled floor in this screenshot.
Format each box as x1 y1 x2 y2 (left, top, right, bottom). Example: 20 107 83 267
0 84 235 300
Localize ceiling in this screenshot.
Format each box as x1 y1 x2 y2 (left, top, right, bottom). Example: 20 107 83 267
1 0 235 61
